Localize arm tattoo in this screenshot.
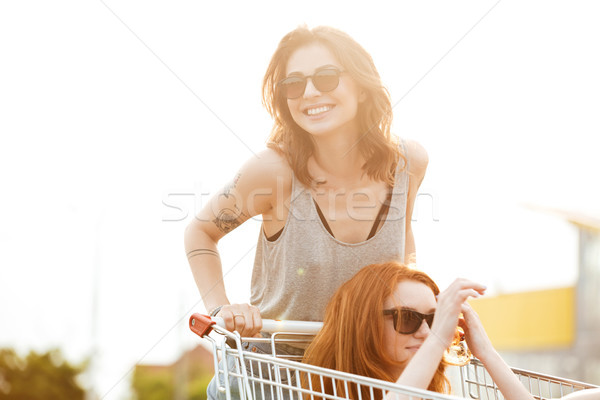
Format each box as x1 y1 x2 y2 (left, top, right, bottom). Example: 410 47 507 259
223 173 241 199
187 248 220 260
213 208 246 234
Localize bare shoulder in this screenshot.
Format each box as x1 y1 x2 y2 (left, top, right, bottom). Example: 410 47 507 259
403 139 429 178
237 147 292 226
238 148 292 188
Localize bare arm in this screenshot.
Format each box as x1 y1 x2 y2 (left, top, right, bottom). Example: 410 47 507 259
403 140 428 263
184 149 287 336
460 304 534 400
560 389 600 400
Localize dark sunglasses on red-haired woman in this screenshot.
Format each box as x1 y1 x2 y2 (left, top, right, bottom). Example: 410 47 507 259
383 308 435 334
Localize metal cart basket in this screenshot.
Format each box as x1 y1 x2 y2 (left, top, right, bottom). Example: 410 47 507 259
189 313 598 400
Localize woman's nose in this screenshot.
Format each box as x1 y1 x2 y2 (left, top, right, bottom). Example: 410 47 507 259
414 320 431 338
302 78 321 98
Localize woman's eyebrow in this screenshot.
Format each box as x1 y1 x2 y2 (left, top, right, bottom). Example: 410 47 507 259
394 306 417 311
316 64 339 70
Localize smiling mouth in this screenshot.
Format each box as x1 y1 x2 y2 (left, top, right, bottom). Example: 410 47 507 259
304 105 334 116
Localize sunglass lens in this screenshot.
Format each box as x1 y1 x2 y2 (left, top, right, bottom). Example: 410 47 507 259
313 69 340 92
425 314 434 328
281 76 306 99
399 310 422 334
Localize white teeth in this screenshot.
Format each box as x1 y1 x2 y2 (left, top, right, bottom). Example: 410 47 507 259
306 105 333 115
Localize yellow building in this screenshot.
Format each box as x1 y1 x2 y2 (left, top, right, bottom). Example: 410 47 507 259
471 286 575 350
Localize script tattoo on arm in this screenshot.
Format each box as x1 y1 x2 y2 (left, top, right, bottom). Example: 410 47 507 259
186 248 220 260
223 173 241 199
213 208 246 234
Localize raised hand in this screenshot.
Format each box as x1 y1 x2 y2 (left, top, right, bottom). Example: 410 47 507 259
458 302 495 362
430 278 486 349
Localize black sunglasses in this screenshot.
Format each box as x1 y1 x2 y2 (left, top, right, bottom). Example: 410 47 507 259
278 68 345 99
383 308 435 334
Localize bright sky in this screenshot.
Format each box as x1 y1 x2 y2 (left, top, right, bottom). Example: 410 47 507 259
1 1 599 399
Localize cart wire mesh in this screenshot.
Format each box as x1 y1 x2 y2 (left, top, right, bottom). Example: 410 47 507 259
189 313 598 400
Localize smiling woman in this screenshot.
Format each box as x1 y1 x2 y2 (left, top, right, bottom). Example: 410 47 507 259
185 23 428 331
282 45 364 140
184 25 429 399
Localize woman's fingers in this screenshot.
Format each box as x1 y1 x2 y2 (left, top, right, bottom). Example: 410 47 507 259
461 301 475 314
461 288 483 301
448 278 486 295
459 302 495 359
461 303 487 335
458 316 468 332
431 279 486 347
458 305 473 335
232 312 247 332
219 306 238 332
438 279 486 307
217 303 263 337
251 307 263 334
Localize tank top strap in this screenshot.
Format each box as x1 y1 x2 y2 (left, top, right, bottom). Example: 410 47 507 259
286 171 318 226
399 138 409 171
388 139 409 221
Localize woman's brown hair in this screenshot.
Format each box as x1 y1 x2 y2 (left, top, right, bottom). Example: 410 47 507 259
302 262 450 399
262 26 405 188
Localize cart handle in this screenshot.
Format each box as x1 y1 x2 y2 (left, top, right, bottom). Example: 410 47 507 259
189 313 323 337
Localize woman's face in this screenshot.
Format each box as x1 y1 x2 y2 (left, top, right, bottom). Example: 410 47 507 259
284 43 364 139
383 280 437 369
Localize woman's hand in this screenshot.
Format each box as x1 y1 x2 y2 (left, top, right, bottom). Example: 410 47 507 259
430 278 487 349
393 278 486 395
459 303 495 362
216 303 263 338
458 305 535 400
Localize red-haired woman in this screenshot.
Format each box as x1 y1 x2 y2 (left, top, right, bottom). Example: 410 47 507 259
185 26 428 338
303 262 584 400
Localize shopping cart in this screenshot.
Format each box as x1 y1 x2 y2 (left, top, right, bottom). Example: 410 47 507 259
189 313 598 400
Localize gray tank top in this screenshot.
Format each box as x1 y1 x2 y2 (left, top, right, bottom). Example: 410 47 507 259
250 151 408 322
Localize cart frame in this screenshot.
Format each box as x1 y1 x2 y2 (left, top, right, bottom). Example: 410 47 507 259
189 314 598 400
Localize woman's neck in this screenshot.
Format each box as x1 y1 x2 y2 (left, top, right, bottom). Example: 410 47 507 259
310 134 365 185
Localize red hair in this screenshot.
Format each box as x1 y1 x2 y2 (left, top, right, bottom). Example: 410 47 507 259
302 262 450 399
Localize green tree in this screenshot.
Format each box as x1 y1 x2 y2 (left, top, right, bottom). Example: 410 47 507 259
0 348 87 399
131 366 173 400
131 364 212 400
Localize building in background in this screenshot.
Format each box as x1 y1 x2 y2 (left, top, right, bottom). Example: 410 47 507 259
471 209 600 384
132 344 214 400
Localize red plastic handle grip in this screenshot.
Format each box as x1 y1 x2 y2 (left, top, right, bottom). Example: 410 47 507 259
189 313 215 337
